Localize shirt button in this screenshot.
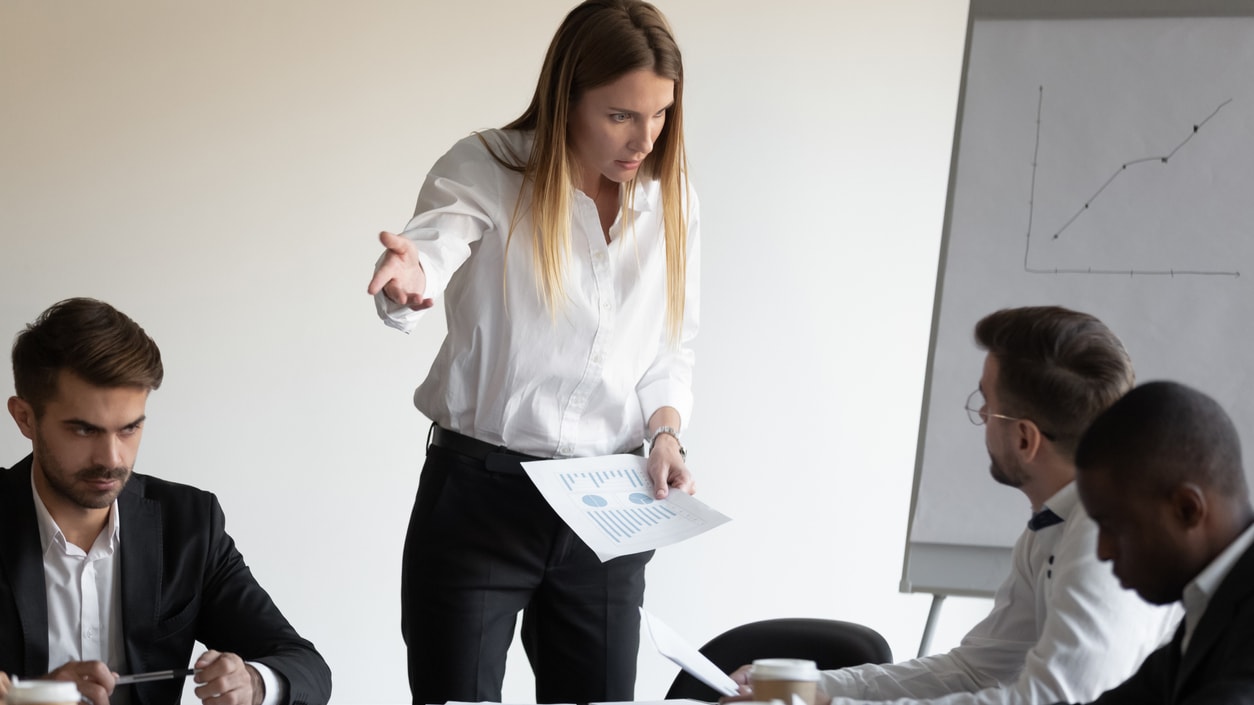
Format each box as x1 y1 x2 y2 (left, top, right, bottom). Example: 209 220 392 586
560 445 573 455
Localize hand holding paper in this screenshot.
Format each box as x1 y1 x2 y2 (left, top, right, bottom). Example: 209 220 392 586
522 455 730 561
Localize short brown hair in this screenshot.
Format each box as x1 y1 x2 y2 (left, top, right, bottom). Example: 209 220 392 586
975 306 1133 458
12 297 163 415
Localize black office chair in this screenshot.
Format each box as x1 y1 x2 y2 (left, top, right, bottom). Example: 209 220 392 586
665 617 893 701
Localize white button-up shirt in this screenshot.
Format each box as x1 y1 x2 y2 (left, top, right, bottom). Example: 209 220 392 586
822 482 1182 705
33 474 128 678
375 129 700 457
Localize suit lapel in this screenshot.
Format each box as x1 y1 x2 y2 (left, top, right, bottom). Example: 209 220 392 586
118 475 163 681
1174 540 1254 698
1 456 52 675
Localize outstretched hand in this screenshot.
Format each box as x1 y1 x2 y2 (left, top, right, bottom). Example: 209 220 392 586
367 231 434 311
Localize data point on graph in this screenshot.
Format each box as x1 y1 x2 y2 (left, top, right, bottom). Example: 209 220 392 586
1023 87 1237 278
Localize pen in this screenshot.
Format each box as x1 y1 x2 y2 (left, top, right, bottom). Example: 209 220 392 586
114 669 197 685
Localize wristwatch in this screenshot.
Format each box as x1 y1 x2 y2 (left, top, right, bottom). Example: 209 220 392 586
649 425 687 461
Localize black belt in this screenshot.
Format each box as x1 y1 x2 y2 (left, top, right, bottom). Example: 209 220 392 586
429 425 543 464
428 425 644 474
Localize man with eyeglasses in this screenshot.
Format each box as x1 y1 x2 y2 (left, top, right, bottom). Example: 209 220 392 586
731 306 1180 705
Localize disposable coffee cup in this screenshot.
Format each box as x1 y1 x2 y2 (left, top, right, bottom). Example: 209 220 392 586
750 658 820 705
8 680 81 705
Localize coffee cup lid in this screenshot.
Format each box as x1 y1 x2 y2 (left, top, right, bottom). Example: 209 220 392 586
750 658 820 681
9 679 81 704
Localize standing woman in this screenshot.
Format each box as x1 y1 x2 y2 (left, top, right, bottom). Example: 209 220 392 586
366 1 699 703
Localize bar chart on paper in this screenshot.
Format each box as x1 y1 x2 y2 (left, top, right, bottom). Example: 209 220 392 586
524 455 731 561
560 466 684 543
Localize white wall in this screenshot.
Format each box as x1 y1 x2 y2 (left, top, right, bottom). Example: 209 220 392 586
0 2 991 703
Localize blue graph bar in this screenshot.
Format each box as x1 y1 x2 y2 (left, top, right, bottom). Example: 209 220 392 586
560 467 646 492
586 501 685 545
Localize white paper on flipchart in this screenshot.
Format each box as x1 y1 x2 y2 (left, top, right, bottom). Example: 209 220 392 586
522 454 731 562
640 607 740 698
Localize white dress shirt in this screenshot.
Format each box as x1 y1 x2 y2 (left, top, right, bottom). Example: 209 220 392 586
31 475 285 705
822 482 1182 705
33 474 128 680
375 128 700 457
1180 521 1254 654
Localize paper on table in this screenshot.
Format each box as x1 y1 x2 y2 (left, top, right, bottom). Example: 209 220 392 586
640 607 740 698
446 697 574 702
448 701 704 705
594 701 710 705
522 455 731 562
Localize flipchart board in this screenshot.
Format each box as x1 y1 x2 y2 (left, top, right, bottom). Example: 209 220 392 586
902 0 1254 599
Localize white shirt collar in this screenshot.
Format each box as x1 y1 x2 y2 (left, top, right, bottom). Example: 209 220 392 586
629 176 657 213
574 173 658 214
1041 480 1079 519
1181 520 1254 652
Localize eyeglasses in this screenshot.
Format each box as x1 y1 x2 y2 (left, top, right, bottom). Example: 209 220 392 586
964 389 1057 441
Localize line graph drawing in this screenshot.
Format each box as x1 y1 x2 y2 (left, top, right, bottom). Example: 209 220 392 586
1023 85 1240 277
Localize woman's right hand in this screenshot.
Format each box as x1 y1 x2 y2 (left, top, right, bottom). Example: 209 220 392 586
367 231 435 311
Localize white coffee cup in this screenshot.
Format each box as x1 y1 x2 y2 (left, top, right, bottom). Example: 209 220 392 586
749 658 820 705
8 680 81 705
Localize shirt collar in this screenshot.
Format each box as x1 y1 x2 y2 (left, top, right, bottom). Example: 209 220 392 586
31 469 122 555
1182 521 1254 641
1039 480 1079 519
628 177 658 213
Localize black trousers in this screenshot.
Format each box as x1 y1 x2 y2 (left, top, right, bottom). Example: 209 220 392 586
400 438 653 705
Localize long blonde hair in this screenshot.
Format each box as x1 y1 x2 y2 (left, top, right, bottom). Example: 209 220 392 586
484 0 690 343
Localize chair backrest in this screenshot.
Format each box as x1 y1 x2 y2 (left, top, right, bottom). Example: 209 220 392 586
664 618 893 701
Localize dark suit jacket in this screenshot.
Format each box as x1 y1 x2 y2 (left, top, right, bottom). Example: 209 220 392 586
1075 537 1254 704
0 457 332 705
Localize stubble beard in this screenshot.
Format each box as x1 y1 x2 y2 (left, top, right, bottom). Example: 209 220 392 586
989 453 1025 489
35 434 132 510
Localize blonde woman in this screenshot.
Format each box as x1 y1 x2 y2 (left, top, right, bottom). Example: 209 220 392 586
366 1 699 702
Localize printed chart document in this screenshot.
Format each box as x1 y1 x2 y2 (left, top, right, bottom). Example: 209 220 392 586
640 608 740 698
522 454 730 562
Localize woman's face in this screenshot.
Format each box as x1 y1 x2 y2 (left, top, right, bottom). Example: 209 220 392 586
568 69 675 194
